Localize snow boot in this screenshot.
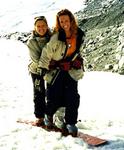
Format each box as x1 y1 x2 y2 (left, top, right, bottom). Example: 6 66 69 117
59 122 69 136
44 115 54 129
66 124 78 137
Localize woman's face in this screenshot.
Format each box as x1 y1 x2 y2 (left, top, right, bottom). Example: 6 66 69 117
35 20 48 36
59 15 71 33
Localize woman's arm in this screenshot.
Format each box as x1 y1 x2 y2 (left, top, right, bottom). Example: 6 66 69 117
27 38 41 63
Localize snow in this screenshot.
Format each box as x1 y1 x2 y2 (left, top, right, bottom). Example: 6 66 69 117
0 0 86 34
0 39 124 149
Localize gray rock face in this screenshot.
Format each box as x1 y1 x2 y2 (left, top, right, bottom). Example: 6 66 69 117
76 0 124 73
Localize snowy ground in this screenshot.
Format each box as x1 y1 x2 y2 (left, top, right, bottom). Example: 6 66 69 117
0 39 124 149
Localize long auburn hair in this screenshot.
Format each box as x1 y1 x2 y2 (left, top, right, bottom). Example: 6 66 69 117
54 9 78 36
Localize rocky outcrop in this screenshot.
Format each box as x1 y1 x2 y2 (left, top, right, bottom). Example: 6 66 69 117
76 0 124 73
0 32 31 43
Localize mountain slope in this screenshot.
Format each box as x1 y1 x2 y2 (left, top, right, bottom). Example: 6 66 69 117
76 0 124 73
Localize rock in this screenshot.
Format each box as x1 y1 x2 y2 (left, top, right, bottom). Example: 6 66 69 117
0 32 31 43
76 0 124 73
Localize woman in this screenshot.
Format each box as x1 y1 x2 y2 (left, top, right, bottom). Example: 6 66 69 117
38 9 85 136
27 16 51 126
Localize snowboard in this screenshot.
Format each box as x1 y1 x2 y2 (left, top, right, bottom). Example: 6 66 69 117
17 119 107 146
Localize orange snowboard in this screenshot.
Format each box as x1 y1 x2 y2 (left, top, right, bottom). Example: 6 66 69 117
78 132 107 146
17 119 107 146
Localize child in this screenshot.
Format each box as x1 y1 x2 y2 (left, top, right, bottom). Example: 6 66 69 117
27 16 51 126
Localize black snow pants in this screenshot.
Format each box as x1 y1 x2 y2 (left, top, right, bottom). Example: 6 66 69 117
31 73 46 118
46 70 80 125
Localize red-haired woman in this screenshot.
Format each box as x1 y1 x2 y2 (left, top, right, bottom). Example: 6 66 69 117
38 9 85 136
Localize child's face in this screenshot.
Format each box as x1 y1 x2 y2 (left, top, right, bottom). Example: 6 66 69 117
34 20 48 36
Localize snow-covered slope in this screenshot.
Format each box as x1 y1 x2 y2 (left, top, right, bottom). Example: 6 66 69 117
0 39 124 149
0 0 85 34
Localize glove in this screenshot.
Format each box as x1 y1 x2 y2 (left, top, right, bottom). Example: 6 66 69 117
59 61 71 71
49 60 58 70
49 59 71 71
72 56 83 69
